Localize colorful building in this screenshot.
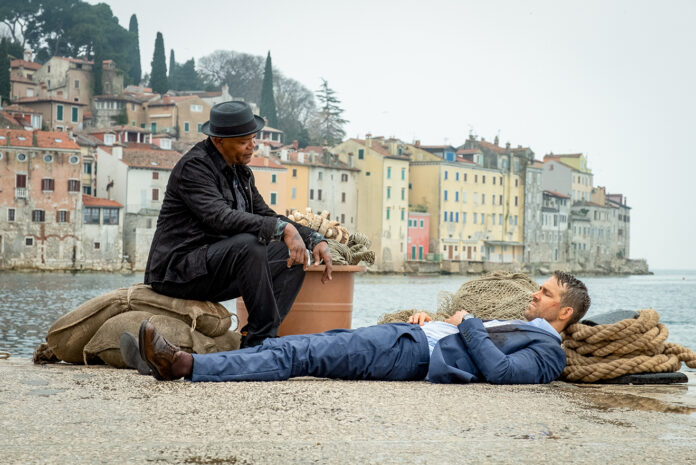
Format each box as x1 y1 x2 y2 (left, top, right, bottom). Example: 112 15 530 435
407 212 429 261
247 155 288 215
542 153 593 202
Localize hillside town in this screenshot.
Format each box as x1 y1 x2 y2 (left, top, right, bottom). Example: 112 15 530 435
0 50 644 275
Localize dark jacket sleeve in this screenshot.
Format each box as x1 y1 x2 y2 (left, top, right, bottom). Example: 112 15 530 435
456 318 566 384
177 157 278 243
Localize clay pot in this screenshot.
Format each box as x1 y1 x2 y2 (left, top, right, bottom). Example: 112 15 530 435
236 264 365 336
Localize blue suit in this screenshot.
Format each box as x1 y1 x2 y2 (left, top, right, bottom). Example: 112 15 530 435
191 319 566 384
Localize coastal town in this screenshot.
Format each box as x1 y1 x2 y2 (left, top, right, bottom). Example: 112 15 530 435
0 50 643 275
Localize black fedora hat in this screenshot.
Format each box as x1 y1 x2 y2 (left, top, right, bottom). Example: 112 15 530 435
201 101 265 138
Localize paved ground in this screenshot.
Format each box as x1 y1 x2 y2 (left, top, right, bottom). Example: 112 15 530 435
1 358 695 464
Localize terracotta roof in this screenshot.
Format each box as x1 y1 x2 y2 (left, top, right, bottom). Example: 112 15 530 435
350 138 410 160
123 142 160 150
121 148 182 170
16 96 87 105
10 59 41 70
455 156 475 164
476 140 507 154
55 56 93 65
82 194 123 208
0 129 79 149
4 104 41 114
0 112 24 129
300 145 324 153
456 148 481 155
248 156 285 169
543 190 570 199
10 71 34 84
529 159 545 169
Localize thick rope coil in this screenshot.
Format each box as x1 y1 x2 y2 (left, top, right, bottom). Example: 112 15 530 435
562 309 696 382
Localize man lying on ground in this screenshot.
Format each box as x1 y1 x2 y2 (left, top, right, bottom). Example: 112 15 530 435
138 271 590 384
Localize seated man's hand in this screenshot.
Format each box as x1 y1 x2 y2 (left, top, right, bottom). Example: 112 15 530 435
312 241 333 283
445 310 469 326
408 312 432 326
283 223 308 269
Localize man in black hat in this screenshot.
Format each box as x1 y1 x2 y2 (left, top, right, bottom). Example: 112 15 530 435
144 101 332 348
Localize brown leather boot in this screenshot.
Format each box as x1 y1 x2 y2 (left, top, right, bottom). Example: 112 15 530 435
138 320 189 381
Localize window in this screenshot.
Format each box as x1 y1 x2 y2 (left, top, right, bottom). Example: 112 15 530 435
94 242 101 249
26 237 34 246
341 192 346 203
184 121 190 132
15 174 27 188
43 154 53 163
463 173 467 182
444 190 448 201
17 153 27 162
401 168 405 180
41 178 55 192
401 209 405 220
492 177 496 185
443 211 447 222
151 122 157 133
358 149 364 160
57 210 69 223
270 192 277 205
481 193 485 205
197 123 202 133
103 208 119 225
74 80 79 89
474 174 478 183
341 213 345 223
84 207 100 224
82 186 91 195
57 104 64 121
292 168 297 178
514 196 518 206
387 167 391 179
387 187 391 199
32 210 45 222
444 170 448 180
291 187 297 199
271 174 277 183
318 172 322 181
341 173 348 182
67 179 80 192
462 212 466 224
309 189 314 200
190 104 203 112
456 172 460 181
473 213 477 224
482 175 486 184
386 208 390 220
152 171 159 180
69 155 79 165
401 188 405 201
104 134 115 145
83 162 92 174
152 189 159 201
515 179 519 187
72 106 78 123
8 208 15 222
318 189 322 200
419 219 424 228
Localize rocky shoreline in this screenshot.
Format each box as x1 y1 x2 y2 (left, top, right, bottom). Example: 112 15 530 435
1 358 694 464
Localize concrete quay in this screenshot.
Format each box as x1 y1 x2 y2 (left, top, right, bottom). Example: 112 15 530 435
1 358 694 464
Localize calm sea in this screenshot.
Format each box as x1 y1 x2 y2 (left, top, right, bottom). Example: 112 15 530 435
1 270 695 361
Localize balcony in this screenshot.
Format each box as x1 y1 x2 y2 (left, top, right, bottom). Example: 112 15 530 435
15 187 27 199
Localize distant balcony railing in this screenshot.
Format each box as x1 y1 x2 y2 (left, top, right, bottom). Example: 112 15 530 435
15 187 27 199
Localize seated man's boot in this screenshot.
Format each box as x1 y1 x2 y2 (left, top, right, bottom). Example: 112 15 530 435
138 320 192 381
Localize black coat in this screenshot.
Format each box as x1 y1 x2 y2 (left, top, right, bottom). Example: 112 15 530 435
145 138 314 284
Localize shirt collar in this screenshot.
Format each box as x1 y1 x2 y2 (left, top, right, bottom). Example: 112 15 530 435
525 318 562 342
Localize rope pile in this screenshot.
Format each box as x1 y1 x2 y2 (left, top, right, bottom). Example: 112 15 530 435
327 232 375 266
563 309 696 382
378 271 535 324
291 208 350 244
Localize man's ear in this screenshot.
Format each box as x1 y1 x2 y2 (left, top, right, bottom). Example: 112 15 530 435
559 306 574 324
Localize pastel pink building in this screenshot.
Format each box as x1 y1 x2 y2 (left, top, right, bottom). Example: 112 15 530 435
407 212 429 261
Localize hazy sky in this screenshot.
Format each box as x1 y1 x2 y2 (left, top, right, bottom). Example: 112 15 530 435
93 0 696 270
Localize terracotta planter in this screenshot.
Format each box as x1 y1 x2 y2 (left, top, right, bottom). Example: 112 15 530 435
236 264 365 336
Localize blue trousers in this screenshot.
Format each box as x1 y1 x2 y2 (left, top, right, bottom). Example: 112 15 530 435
191 323 430 382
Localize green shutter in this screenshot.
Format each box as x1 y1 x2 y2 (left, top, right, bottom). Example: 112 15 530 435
56 105 63 121
72 106 78 122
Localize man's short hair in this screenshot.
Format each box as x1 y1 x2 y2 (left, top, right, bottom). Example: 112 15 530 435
553 270 590 327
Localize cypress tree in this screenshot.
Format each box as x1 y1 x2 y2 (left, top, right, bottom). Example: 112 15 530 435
168 49 176 89
128 14 142 85
149 32 168 94
259 51 278 128
92 39 103 96
0 39 10 105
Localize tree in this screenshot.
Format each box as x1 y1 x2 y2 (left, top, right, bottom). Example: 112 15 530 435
127 14 141 84
315 79 348 145
168 49 176 88
174 58 202 90
0 0 39 47
259 51 278 128
92 39 103 95
0 39 10 104
149 32 168 94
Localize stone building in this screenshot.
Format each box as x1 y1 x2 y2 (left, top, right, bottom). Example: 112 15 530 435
538 190 571 263
0 129 82 269
542 153 594 203
522 160 544 263
81 194 124 270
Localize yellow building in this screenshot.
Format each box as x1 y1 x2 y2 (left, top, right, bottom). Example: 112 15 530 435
333 137 410 271
247 156 288 214
543 153 593 202
279 153 310 216
408 144 525 263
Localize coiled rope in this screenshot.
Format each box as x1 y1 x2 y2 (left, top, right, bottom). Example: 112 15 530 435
562 309 696 382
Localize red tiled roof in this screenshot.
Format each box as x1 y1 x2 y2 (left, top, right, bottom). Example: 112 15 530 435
82 194 123 208
476 140 507 154
543 190 570 199
16 96 87 105
3 104 41 114
0 129 79 149
456 148 481 155
10 59 41 70
248 156 285 169
0 112 24 129
56 56 93 65
350 138 410 160
121 148 182 170
300 145 324 153
455 156 475 164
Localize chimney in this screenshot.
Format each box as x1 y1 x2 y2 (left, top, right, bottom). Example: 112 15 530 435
112 146 122 160
280 149 288 161
494 135 499 146
505 142 510 150
292 140 298 149
24 50 33 62
414 140 420 147
365 133 372 148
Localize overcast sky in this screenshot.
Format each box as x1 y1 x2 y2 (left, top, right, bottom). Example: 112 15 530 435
93 0 696 270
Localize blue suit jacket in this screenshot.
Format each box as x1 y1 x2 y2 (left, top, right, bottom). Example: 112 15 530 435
427 318 566 384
